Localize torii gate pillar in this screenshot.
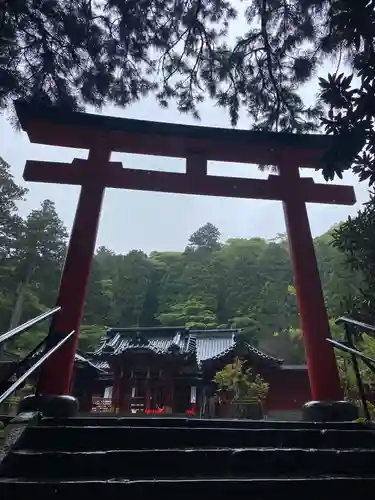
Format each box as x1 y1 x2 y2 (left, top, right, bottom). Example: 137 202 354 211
15 101 358 420
281 165 342 402
37 146 110 396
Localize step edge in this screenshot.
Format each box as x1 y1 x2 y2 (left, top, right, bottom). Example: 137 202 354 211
11 447 375 455
2 475 375 484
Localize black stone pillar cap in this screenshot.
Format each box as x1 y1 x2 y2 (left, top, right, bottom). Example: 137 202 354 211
18 394 79 418
303 400 358 422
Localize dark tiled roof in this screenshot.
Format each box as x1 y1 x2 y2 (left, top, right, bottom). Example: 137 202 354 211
29 346 105 374
91 360 111 371
196 332 234 362
90 327 282 369
244 343 282 365
94 327 195 358
194 330 281 367
74 352 107 373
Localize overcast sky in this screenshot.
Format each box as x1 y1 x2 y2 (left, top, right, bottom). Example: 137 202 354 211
0 13 369 255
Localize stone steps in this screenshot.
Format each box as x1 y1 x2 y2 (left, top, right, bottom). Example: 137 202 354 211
1 476 375 499
17 425 375 451
39 416 367 429
3 447 375 479
1 417 374 499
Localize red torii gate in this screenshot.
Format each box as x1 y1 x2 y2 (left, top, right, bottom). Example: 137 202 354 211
16 102 355 408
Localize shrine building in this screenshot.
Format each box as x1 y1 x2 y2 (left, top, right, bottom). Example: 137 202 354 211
76 326 310 419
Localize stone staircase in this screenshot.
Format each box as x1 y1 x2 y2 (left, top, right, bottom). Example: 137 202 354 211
1 416 375 498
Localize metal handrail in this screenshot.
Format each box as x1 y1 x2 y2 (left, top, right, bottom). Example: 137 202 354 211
0 335 50 396
329 316 375 421
336 316 375 334
0 329 74 405
327 338 375 366
0 306 61 346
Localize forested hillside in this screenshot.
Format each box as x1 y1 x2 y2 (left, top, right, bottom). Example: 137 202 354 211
0 157 364 364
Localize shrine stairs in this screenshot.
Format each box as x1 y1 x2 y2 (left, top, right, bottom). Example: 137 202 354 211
1 416 375 498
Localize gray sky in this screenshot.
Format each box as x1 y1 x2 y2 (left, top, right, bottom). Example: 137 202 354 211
0 11 369 255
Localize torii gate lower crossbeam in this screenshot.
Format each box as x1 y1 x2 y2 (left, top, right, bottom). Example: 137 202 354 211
15 102 356 413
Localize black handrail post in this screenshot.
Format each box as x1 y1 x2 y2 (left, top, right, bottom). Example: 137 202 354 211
345 323 370 421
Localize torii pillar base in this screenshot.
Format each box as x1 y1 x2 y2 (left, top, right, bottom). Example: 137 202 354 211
18 394 79 418
302 400 358 422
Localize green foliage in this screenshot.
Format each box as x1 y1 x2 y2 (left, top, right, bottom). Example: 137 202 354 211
314 230 362 318
157 298 217 328
0 160 69 339
0 197 366 367
213 358 269 402
2 199 68 333
260 327 306 364
331 205 375 323
78 325 106 353
186 223 222 253
335 331 375 398
303 318 375 397
10 327 46 356
358 401 375 420
229 316 261 345
0 157 27 260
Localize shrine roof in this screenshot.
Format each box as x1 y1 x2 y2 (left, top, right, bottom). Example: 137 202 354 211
94 326 196 359
90 326 281 368
28 348 105 373
15 101 352 168
195 330 281 367
74 352 107 373
91 360 111 371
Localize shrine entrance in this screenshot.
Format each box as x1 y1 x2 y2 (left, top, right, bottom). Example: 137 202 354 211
15 101 356 405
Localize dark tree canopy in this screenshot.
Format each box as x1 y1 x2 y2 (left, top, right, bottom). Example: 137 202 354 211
2 0 366 139
1 0 236 119
319 1 375 181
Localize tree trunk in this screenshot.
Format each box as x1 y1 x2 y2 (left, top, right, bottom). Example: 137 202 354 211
8 281 26 331
1 257 34 353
